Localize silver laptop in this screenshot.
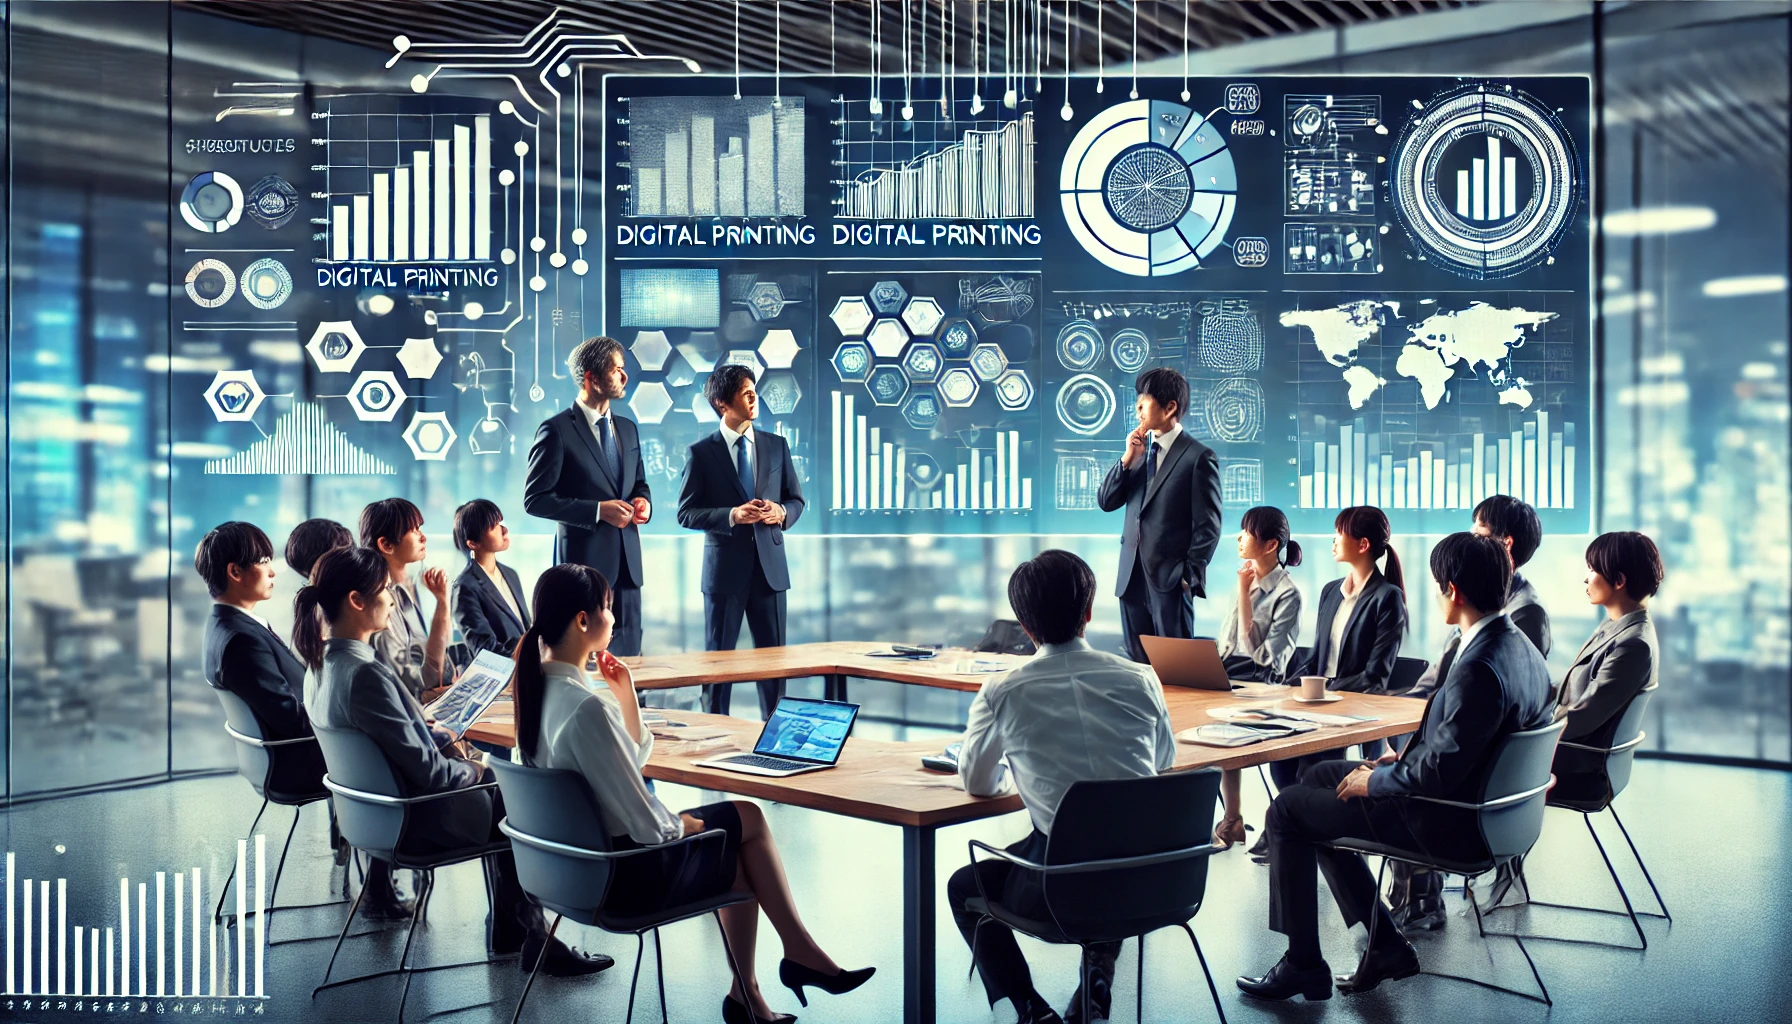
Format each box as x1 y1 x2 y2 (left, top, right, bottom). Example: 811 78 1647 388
1138 636 1249 691
693 697 861 777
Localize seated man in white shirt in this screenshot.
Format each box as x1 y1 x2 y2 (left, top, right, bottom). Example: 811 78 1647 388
949 550 1178 1024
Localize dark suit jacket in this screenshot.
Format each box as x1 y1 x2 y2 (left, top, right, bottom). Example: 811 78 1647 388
1368 615 1554 849
1095 430 1223 597
1296 571 1408 693
205 604 325 797
675 427 805 594
523 404 651 589
308 638 489 853
451 561 531 658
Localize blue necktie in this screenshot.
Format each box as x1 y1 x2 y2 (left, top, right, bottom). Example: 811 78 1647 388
1146 439 1159 484
736 435 754 498
595 415 621 481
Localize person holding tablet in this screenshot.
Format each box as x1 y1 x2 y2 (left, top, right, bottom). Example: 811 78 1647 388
512 563 872 1024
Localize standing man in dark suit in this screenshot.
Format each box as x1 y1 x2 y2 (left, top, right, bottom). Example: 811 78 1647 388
450 498 532 658
676 364 805 717
523 336 652 656
1237 533 1553 1002
1097 367 1224 663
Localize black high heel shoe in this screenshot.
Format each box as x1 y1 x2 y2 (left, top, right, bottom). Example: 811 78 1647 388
778 959 876 1007
721 994 796 1024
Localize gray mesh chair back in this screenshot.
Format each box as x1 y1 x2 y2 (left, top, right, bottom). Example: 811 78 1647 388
1041 768 1222 944
487 757 617 925
312 723 407 861
1470 720 1567 861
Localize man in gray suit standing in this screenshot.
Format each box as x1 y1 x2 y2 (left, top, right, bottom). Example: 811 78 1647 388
1097 367 1224 663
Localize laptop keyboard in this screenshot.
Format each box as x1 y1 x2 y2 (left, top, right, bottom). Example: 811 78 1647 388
720 753 809 770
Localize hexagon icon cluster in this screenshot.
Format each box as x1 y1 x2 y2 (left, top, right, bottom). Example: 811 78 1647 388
204 369 266 422
306 321 366 372
403 411 458 460
347 370 407 422
825 282 1036 420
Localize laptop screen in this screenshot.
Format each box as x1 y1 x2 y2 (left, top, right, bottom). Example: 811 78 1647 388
753 698 859 765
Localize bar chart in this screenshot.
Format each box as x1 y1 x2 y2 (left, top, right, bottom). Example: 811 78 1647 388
1297 409 1577 512
839 113 1035 221
1456 135 1519 222
626 96 804 218
829 391 1032 512
3 838 270 1002
321 100 495 263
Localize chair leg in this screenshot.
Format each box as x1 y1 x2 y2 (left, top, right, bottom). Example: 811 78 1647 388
509 913 561 1024
1412 874 1550 1005
1608 806 1671 921
393 872 435 1020
1179 924 1227 1024
1257 765 1274 801
966 916 986 982
626 932 647 1024
215 796 270 923
1079 946 1092 1024
1585 814 1648 950
654 929 670 1024
1135 933 1144 1024
713 911 753 1009
260 804 304 942
312 874 370 995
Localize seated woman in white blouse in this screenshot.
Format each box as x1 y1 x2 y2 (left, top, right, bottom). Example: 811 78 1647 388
1212 506 1305 849
512 564 872 1024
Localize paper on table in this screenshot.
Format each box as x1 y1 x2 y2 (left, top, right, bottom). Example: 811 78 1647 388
650 724 734 742
1272 708 1380 727
954 658 1012 675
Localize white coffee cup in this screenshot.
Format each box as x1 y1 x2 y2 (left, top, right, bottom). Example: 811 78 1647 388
1300 675 1327 700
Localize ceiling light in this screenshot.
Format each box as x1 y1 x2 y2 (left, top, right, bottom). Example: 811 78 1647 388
1703 274 1787 298
1601 206 1717 236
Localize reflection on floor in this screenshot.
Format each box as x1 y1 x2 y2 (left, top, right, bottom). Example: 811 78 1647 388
0 754 1784 1024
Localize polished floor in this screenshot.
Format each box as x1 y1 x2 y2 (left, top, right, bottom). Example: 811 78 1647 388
1 738 1785 1024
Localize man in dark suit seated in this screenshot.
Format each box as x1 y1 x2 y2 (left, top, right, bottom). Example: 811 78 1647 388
676 364 806 717
450 498 532 658
524 335 653 657
1237 532 1553 1002
1096 367 1223 664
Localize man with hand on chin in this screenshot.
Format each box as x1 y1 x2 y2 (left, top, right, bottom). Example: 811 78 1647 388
1097 367 1223 663
1237 532 1552 1003
524 336 653 656
677 364 805 717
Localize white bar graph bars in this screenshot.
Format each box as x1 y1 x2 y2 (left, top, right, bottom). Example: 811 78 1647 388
2 842 266 1000
828 391 1033 512
1301 411 1577 511
327 115 492 263
1457 135 1518 222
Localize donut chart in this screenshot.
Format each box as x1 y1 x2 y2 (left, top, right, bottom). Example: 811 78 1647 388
1059 99 1238 277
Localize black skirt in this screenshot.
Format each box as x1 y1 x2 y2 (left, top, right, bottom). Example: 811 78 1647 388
603 801 742 918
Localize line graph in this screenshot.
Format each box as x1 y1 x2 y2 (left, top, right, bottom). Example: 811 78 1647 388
833 94 1034 220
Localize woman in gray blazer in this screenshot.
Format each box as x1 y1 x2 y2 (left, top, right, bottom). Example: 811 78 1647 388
513 564 872 1024
1552 531 1665 805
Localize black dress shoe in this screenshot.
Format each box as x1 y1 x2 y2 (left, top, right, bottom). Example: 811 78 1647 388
777 959 875 1006
1015 995 1066 1024
1237 953 1332 1001
1064 953 1116 1024
518 936 613 977
1335 941 1420 995
1247 833 1270 860
359 886 416 922
1395 893 1448 935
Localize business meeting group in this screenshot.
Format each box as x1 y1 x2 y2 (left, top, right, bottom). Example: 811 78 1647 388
196 335 1664 1024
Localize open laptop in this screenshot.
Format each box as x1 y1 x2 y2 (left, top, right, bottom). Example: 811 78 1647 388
1138 636 1249 691
693 697 861 777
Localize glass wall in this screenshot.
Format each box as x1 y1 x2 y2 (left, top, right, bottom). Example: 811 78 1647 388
4 1 1788 800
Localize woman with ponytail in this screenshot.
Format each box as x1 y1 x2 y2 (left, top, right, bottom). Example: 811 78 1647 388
1212 506 1305 848
1263 506 1410 796
518 563 873 1024
301 547 610 977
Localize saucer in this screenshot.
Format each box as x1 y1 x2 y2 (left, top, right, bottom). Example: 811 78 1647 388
1284 692 1344 705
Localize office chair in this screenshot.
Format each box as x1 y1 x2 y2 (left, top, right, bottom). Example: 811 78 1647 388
1389 656 1428 693
311 724 516 1021
489 757 755 1024
1323 719 1565 1005
973 619 1037 657
211 689 351 943
964 769 1229 1024
1485 683 1667 950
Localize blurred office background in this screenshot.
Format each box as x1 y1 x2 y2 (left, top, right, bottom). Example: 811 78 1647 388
2 0 1787 802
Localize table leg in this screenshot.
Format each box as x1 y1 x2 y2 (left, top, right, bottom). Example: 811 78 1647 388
825 673 849 703
902 824 937 1024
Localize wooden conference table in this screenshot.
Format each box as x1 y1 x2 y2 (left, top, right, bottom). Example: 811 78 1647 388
465 642 1426 1024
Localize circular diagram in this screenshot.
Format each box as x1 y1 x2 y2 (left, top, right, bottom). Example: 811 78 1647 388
1389 83 1580 280
184 259 235 308
179 171 243 233
1205 378 1265 443
1059 99 1238 277
241 258 293 309
1055 320 1104 371
1109 328 1150 373
1056 374 1117 436
246 175 300 230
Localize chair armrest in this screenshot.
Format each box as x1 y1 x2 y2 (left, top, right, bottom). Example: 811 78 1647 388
968 838 1222 876
1557 733 1646 755
1408 779 1552 812
225 725 319 749
323 777 499 807
500 820 726 862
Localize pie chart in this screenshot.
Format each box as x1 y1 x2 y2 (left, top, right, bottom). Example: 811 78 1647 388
1059 99 1237 277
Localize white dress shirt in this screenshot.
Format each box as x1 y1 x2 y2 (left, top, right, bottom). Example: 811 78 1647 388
1454 611 1497 660
528 660 684 846
1216 565 1303 678
1148 422 1183 468
958 637 1177 836
1322 580 1366 678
